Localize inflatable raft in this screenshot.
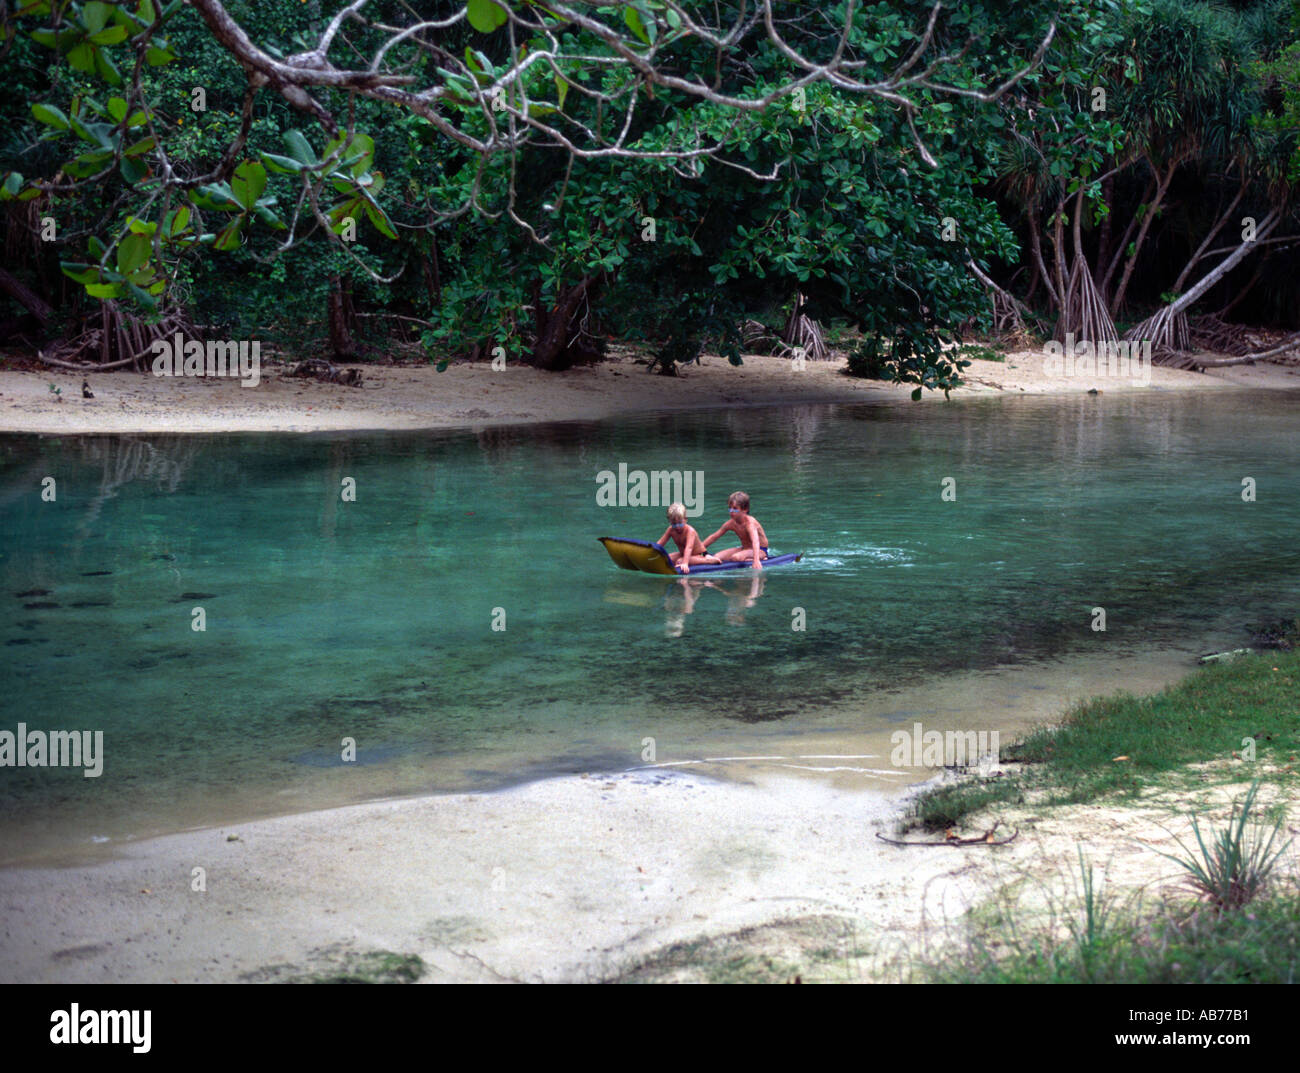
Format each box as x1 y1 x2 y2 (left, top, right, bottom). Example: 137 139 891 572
598 536 802 575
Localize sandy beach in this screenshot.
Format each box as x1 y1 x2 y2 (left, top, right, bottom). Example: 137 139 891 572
0 643 1277 984
3 348 1296 435
4 736 1293 984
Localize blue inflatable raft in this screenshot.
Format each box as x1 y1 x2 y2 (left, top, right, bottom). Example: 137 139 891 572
598 536 802 575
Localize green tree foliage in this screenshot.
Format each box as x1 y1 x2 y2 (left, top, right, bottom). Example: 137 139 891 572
0 1 1161 390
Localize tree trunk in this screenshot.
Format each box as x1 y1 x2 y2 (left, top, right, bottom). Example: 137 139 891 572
327 277 356 359
0 266 53 326
531 274 599 371
1110 159 1178 316
1101 176 1155 298
1125 208 1280 353
1094 174 1114 291
1026 211 1058 308
1172 179 1246 294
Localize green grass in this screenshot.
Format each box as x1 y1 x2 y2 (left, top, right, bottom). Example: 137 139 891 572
905 649 1300 832
1157 780 1292 911
921 825 1299 985
925 888 1300 984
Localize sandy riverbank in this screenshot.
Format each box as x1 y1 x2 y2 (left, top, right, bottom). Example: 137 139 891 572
3 348 1295 435
0 643 1272 984
3 748 1292 984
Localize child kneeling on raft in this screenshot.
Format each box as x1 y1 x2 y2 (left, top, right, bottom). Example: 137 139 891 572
654 503 720 575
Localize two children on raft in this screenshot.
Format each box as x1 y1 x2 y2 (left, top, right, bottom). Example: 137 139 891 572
653 491 769 575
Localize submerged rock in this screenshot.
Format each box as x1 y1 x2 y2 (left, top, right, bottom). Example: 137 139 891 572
15 589 51 598
22 601 59 610
80 570 113 577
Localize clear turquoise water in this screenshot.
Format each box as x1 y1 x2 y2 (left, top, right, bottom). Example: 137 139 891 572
2 391 1298 859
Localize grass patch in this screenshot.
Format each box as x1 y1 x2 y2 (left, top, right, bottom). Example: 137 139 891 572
1157 780 1292 911
243 947 425 984
604 915 864 983
296 951 425 984
922 832 1300 985
906 649 1300 832
926 888 1300 983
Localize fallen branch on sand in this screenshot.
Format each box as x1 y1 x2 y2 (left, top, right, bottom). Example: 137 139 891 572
877 822 1018 848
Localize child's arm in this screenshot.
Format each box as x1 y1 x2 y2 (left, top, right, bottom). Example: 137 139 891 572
699 522 729 549
654 528 672 547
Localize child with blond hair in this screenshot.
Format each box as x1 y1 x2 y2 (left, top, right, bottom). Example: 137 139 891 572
654 503 721 575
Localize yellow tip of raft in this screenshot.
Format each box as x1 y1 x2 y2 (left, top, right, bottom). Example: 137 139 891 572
597 537 679 575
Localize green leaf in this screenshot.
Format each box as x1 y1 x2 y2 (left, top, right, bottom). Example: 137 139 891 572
624 6 654 45
164 205 190 236
86 282 124 298
283 129 318 166
82 2 112 33
260 151 306 175
94 46 123 85
467 0 507 34
127 281 159 310
32 103 70 130
68 42 96 73
60 262 103 285
554 75 569 111
119 155 147 183
212 219 244 251
191 183 241 211
911 387 923 401
252 203 287 230
144 46 176 66
117 233 151 274
364 201 398 240
87 25 128 46
230 161 267 210
31 27 80 52
0 172 23 199
323 131 374 175
106 97 128 123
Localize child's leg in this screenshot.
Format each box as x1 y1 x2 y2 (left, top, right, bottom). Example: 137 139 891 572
724 547 756 562
686 553 720 564
712 546 740 561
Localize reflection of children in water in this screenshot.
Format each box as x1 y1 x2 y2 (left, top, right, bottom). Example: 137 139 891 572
663 572 767 636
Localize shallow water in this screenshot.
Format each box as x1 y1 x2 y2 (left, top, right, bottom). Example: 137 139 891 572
1 390 1298 861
